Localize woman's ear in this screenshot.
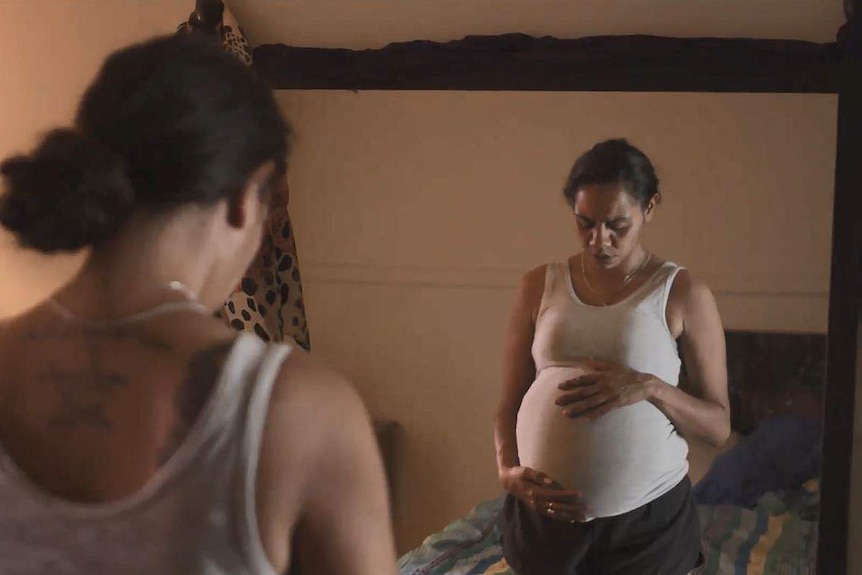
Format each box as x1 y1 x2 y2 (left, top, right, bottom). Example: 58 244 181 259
643 193 662 222
226 161 276 229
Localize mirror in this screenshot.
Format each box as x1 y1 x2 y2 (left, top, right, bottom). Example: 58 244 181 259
278 90 837 572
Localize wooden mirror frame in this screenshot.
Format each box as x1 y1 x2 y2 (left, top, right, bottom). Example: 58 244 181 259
251 10 861 572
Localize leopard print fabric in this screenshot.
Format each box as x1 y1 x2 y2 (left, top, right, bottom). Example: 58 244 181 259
178 7 310 350
222 181 310 349
220 24 252 65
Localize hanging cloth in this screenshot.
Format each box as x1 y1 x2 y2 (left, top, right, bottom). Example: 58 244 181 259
177 3 311 349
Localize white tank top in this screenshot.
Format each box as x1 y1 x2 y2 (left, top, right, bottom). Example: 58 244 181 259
516 261 689 519
0 332 291 575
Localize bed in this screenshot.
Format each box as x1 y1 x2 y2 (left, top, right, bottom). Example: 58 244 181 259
397 330 826 575
397 486 820 575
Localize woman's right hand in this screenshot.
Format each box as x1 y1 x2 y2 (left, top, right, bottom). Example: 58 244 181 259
499 466 590 523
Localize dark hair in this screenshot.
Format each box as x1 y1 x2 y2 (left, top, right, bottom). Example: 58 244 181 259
562 139 659 209
0 34 290 253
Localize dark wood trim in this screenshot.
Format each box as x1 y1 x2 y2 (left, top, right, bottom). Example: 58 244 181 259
253 34 841 93
818 53 862 575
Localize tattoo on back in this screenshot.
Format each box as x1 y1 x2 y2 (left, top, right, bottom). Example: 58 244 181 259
158 341 235 464
30 325 173 431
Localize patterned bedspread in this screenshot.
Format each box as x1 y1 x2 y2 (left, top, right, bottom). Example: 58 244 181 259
398 482 819 575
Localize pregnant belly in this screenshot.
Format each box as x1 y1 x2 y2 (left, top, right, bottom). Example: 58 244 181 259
516 366 689 518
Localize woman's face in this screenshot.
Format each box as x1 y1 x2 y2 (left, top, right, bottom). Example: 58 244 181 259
572 183 652 269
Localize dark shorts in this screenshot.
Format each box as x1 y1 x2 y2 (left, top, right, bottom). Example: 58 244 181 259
501 476 703 575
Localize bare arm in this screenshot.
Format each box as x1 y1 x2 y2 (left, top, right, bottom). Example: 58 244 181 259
495 266 544 474
256 350 397 575
648 271 731 447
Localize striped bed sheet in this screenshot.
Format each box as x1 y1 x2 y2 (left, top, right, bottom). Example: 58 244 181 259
398 482 819 575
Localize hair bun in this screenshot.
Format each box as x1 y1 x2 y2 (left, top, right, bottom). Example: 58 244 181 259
0 129 135 253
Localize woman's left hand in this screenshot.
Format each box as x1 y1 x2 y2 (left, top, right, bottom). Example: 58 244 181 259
555 360 655 421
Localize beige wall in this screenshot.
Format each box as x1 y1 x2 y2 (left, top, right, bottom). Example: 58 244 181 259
228 0 844 48
277 90 849 553
0 0 190 318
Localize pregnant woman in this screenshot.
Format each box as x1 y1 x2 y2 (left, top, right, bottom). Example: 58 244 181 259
494 139 731 575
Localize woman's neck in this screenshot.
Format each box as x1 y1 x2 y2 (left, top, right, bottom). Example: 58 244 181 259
56 212 228 318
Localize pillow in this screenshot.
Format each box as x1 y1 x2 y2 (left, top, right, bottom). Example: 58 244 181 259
692 415 822 507
687 431 742 486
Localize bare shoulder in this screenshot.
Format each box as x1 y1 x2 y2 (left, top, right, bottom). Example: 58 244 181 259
0 308 33 338
667 268 722 338
668 269 718 311
521 264 547 293
259 344 374 481
0 309 43 371
516 264 548 319
266 346 369 445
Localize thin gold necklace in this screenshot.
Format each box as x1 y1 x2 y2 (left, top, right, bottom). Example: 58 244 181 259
580 251 652 306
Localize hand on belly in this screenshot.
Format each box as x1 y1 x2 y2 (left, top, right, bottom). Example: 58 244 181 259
554 358 654 422
516 365 686 517
516 365 601 495
500 466 591 523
